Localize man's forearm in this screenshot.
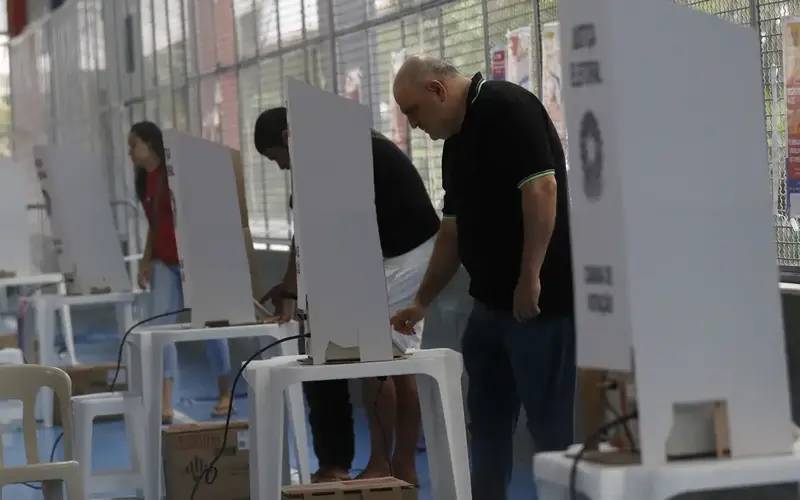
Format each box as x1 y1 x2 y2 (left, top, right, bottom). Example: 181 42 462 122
415 219 460 307
520 177 557 278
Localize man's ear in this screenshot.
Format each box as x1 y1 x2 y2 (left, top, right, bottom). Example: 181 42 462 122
281 129 289 147
425 80 447 102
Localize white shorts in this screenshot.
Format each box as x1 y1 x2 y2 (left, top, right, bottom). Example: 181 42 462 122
384 236 436 353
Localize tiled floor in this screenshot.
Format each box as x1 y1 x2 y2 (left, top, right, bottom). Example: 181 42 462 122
1 305 538 499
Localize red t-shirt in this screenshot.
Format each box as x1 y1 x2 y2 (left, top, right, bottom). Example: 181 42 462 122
144 167 180 265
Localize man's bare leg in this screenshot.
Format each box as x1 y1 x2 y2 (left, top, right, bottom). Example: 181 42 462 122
358 377 397 478
162 378 174 424
391 375 420 485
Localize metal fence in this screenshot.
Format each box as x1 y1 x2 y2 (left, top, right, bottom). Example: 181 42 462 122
8 0 800 261
674 0 797 265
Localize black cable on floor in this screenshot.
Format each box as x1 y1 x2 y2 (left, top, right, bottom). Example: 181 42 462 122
109 308 191 392
190 333 310 500
21 431 66 491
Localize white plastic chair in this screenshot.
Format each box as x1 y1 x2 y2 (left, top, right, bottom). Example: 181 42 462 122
0 365 85 499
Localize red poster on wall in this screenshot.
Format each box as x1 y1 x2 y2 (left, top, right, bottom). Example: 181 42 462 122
491 48 506 81
784 18 800 214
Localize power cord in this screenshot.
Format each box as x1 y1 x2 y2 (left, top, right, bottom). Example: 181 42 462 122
601 380 636 451
23 430 66 490
49 431 63 462
569 411 638 500
190 333 310 500
109 308 191 392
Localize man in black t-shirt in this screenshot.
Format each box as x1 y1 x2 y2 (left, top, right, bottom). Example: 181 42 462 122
254 107 439 485
391 57 576 499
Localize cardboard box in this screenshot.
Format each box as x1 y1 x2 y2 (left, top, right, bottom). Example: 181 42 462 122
0 334 18 350
282 478 418 500
54 363 127 426
163 421 250 500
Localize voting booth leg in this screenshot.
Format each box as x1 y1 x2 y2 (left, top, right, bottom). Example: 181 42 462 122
142 338 165 500
271 336 311 485
417 368 472 500
56 281 76 365
248 367 286 500
36 299 56 427
124 335 151 495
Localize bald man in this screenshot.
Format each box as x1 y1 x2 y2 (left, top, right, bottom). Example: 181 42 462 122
391 57 576 499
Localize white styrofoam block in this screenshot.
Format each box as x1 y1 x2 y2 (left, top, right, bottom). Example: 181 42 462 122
33 145 130 294
560 0 793 464
162 131 255 328
0 161 36 278
286 78 394 364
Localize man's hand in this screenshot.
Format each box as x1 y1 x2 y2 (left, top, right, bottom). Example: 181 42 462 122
277 298 297 324
138 260 151 290
513 272 541 322
390 302 427 335
260 283 298 324
261 283 285 312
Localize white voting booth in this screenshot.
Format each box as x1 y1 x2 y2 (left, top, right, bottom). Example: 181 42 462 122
535 0 800 498
30 144 135 428
99 132 310 500
244 80 471 500
287 80 395 364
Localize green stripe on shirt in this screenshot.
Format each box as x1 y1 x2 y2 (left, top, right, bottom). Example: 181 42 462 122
517 170 555 189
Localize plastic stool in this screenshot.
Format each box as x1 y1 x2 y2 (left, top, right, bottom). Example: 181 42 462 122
72 392 142 498
245 348 472 500
0 348 24 428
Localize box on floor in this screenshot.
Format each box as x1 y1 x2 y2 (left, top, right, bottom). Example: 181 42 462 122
163 421 250 500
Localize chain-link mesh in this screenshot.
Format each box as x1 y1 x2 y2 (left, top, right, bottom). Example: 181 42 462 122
9 0 800 251
675 0 798 266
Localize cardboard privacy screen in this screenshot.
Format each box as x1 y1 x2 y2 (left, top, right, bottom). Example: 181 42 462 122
287 78 394 364
0 160 36 278
560 0 793 464
163 131 255 328
33 145 129 294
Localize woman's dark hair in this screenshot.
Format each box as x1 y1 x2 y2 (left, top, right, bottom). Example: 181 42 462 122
130 121 165 205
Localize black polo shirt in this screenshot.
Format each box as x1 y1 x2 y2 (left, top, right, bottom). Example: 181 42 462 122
442 73 573 316
290 131 440 258
371 131 440 257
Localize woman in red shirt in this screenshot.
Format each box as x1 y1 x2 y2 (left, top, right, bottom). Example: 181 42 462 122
129 122 232 424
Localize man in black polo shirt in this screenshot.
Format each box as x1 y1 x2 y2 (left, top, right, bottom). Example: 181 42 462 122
254 107 440 485
391 57 576 499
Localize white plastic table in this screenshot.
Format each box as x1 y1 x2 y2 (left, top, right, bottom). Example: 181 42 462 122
0 273 74 360
125 321 310 500
534 443 800 499
245 348 472 500
29 291 137 427
780 282 800 296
